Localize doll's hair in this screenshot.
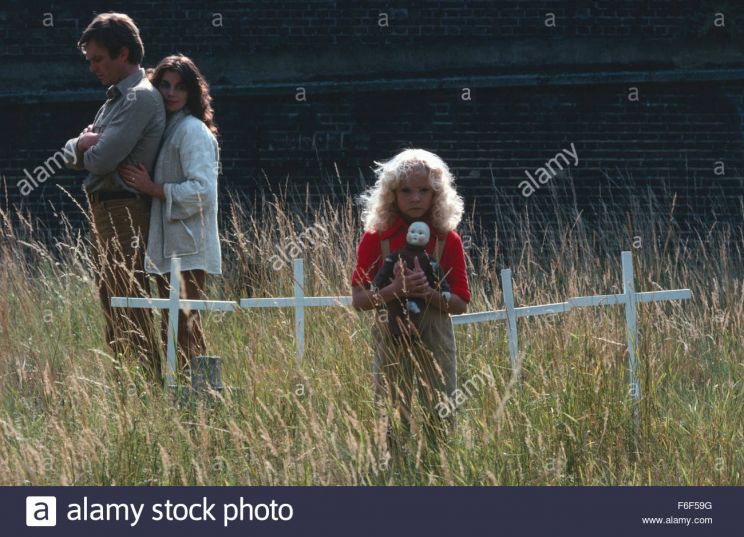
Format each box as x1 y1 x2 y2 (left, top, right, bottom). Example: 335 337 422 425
358 148 464 233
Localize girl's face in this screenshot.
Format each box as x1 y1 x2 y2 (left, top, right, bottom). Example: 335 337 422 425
395 168 434 220
158 70 189 113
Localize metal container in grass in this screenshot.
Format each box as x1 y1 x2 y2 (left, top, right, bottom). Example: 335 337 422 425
191 355 223 395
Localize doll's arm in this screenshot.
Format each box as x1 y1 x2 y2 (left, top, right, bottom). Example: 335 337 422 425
429 259 451 293
371 255 395 291
352 258 409 311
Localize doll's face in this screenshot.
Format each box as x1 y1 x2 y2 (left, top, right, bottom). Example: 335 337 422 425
407 221 430 246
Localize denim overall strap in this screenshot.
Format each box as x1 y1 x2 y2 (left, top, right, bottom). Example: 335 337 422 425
381 238 390 258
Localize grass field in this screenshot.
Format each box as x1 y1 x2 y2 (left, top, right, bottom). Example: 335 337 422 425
0 185 742 485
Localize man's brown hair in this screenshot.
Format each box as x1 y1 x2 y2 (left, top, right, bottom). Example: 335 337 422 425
78 12 144 64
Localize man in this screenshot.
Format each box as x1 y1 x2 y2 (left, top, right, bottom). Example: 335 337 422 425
64 12 165 383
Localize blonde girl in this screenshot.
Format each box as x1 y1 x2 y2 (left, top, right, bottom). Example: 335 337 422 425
351 149 470 460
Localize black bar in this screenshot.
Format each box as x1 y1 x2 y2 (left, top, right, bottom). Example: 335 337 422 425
5 486 741 536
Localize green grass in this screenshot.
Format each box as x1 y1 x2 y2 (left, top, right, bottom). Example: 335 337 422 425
0 189 742 485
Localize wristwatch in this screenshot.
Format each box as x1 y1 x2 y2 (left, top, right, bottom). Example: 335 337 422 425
370 285 383 307
441 291 451 311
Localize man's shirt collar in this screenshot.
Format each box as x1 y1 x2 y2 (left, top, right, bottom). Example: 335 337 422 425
107 67 145 101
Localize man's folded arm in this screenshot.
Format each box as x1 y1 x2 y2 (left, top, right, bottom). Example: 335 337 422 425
81 92 160 176
62 137 85 171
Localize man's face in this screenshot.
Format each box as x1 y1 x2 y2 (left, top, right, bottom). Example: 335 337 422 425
83 39 128 86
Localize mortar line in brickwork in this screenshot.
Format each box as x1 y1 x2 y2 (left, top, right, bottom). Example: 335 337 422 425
4 68 744 103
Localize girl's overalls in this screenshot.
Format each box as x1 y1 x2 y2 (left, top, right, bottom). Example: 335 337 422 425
371 235 458 455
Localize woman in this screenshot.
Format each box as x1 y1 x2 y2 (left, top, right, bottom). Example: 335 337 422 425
118 54 221 380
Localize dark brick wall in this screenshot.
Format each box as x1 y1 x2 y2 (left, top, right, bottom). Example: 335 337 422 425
5 81 743 229
3 0 738 57
1 1 743 241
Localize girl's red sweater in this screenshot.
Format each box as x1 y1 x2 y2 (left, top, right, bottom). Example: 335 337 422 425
351 215 471 303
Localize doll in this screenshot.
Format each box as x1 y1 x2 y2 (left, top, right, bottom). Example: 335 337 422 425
371 221 451 339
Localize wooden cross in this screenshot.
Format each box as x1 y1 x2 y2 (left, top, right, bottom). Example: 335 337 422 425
568 251 692 427
240 258 351 365
241 260 569 369
110 257 239 386
452 269 570 374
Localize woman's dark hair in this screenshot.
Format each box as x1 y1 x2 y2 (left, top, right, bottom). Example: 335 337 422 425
78 12 144 65
149 55 219 137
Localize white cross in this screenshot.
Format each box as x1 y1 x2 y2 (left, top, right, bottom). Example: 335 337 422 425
214 251 689 428
240 258 351 365
241 259 570 369
568 250 692 427
452 269 570 375
111 257 239 387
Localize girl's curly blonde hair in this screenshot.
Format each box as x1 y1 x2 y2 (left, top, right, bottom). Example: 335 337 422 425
358 148 464 233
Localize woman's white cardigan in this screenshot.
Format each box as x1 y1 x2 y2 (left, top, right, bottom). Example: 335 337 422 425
145 109 222 275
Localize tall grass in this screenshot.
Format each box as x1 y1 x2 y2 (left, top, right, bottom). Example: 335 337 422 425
0 178 741 485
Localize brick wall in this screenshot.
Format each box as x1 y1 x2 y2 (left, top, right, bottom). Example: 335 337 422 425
1 1 743 243
2 1 737 57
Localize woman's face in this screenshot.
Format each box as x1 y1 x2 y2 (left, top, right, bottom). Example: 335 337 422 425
158 70 188 113
395 167 434 220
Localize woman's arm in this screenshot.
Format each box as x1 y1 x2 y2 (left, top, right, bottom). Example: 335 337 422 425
118 162 165 199
163 122 219 220
118 121 217 204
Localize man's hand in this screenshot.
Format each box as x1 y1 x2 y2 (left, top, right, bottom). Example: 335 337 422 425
77 131 102 152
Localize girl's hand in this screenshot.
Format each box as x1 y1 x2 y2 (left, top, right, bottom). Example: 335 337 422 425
404 256 432 298
391 259 407 295
118 163 156 196
392 257 429 298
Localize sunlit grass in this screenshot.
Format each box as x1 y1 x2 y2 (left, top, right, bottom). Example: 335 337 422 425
0 183 742 485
